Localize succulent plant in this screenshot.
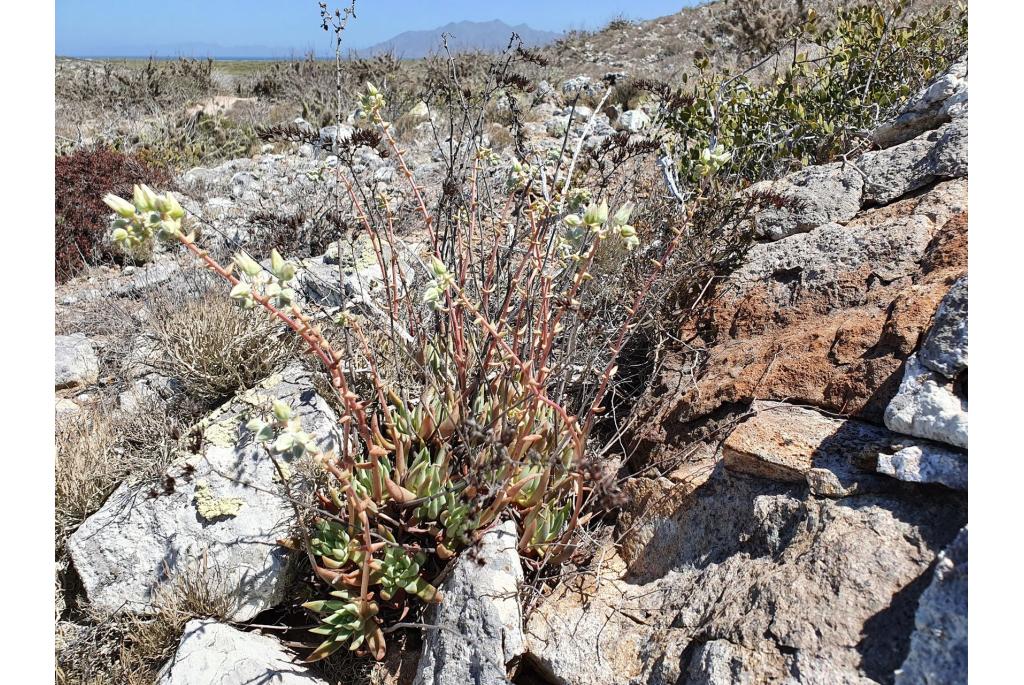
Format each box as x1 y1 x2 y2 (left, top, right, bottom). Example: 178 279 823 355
372 544 440 603
302 590 386 661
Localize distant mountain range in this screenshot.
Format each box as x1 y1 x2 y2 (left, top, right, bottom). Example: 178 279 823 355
58 20 562 60
359 20 561 58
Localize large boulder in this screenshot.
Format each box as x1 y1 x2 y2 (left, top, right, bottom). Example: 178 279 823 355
68 363 338 620
414 519 524 685
55 333 99 389
524 472 965 685
157 619 327 684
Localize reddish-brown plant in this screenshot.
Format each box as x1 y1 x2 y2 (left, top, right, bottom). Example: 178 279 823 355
55 147 172 283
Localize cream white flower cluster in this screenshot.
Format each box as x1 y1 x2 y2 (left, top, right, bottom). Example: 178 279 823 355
359 82 386 120
562 199 639 255
697 144 733 177
421 257 455 311
230 249 298 310
104 185 186 249
246 399 319 459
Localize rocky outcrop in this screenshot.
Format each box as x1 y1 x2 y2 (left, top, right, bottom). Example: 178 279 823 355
743 161 864 241
524 474 965 685
860 118 967 205
67 363 338 620
631 179 967 473
525 63 969 685
157 619 327 684
414 520 525 685
871 56 968 148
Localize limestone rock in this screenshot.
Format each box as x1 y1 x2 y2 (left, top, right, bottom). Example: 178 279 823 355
298 235 413 312
872 56 968 148
616 109 650 132
157 619 327 685
877 444 967 490
630 180 967 465
885 354 967 449
55 333 99 389
895 527 967 684
319 124 354 149
685 640 761 685
524 473 965 685
920 277 967 379
743 161 864 241
534 79 558 104
67 364 338 620
561 75 601 100
861 120 968 206
230 171 258 199
414 519 524 685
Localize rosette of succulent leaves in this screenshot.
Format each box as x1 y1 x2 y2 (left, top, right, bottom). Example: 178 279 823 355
103 78 695 661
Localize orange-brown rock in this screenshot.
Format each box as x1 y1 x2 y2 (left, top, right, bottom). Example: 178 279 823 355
631 180 967 470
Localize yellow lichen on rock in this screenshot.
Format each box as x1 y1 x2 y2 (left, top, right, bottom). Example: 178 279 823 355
194 479 245 520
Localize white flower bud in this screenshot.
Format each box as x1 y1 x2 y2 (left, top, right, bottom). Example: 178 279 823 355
429 256 448 279
583 200 608 227
270 249 285 277
272 400 293 422
234 252 262 277
278 261 296 282
162 192 185 219
229 282 253 308
103 194 136 218
611 201 635 227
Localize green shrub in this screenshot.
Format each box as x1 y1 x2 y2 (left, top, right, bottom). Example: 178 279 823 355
654 0 967 199
139 112 260 170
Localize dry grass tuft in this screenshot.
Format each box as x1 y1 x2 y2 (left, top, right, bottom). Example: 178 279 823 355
148 292 302 406
55 403 178 551
57 565 233 685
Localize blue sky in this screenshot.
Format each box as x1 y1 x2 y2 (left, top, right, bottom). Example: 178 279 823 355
56 0 698 57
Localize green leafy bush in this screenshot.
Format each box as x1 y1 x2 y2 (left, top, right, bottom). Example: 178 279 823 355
654 0 967 199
